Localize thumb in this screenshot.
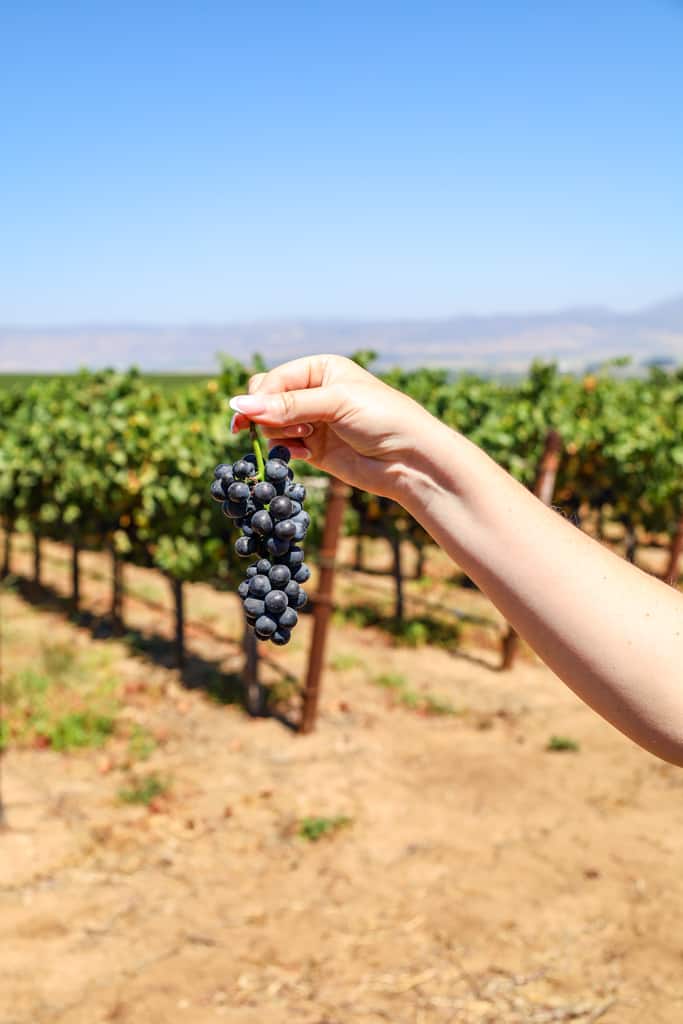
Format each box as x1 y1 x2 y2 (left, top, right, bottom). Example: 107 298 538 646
229 385 346 428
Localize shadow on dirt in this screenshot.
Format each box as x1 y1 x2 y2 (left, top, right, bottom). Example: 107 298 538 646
5 575 300 720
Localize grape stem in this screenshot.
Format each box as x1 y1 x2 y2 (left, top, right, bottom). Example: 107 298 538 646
250 422 265 482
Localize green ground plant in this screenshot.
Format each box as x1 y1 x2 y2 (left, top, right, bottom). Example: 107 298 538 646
298 815 352 842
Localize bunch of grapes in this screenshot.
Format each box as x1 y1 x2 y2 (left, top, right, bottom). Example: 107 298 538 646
210 441 311 645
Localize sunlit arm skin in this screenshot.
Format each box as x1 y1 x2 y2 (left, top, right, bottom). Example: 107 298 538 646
229 354 683 766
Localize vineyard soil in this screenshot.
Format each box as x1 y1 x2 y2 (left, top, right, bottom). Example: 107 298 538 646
1 538 683 1024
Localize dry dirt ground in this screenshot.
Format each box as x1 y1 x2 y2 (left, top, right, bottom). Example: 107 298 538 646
1 536 683 1024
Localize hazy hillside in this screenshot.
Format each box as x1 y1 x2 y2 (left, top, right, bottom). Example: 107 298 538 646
2 296 682 374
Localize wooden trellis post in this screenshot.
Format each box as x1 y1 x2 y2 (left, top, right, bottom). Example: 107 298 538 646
501 429 563 670
664 513 683 586
299 477 349 734
111 547 124 632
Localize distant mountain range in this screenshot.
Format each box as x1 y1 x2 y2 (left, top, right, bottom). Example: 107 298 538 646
2 296 683 376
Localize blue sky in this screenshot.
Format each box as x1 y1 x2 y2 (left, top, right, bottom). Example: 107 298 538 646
2 1 682 323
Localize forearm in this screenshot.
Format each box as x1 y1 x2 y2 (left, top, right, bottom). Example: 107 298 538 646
397 421 683 764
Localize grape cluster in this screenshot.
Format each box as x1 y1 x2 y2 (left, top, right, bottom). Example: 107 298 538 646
210 444 311 645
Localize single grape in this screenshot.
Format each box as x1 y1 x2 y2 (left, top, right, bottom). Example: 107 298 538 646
293 510 311 528
267 537 290 557
265 459 288 483
237 580 250 599
251 510 274 536
254 614 277 637
246 565 258 578
269 564 291 588
235 536 256 557
268 445 291 463
256 558 272 575
253 481 276 506
293 522 306 541
227 481 250 503
274 519 297 541
214 463 234 480
222 500 247 519
264 589 288 616
286 547 304 567
294 564 311 584
278 606 298 629
240 521 254 538
285 580 300 605
289 500 302 515
287 483 306 503
210 479 226 501
244 597 266 618
269 495 293 520
295 589 308 608
271 627 291 646
233 459 254 480
249 574 271 598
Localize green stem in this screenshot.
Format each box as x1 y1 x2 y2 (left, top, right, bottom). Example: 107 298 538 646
250 422 265 482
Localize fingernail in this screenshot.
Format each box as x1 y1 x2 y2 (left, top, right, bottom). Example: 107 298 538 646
229 413 238 434
229 394 266 415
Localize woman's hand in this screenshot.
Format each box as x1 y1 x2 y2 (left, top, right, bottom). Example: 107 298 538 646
229 354 441 499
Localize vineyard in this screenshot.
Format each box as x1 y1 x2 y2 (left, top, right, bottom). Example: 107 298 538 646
2 355 683 686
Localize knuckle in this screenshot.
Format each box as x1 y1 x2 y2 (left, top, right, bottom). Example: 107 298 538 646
280 391 296 420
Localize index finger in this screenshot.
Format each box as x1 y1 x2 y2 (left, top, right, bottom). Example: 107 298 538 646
248 355 332 396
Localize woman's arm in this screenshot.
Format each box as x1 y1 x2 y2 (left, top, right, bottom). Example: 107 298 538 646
399 422 683 765
230 354 683 765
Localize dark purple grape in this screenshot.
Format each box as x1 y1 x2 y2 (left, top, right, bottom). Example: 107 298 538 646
267 537 290 557
285 580 300 605
295 589 308 608
246 565 258 578
286 547 304 567
214 463 234 480
222 500 247 519
238 580 250 599
293 510 310 528
293 564 311 584
210 479 226 501
264 589 288 616
235 536 256 557
256 559 272 575
265 459 288 483
254 614 277 637
269 564 291 588
244 597 266 618
274 519 297 541
271 627 291 646
293 522 306 541
269 495 293 520
253 481 276 506
249 574 271 598
278 607 298 629
287 483 306 502
268 445 291 463
233 459 254 480
289 500 302 515
251 510 273 536
227 481 250 502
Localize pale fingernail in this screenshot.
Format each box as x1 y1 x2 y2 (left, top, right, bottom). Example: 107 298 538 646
229 394 266 415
